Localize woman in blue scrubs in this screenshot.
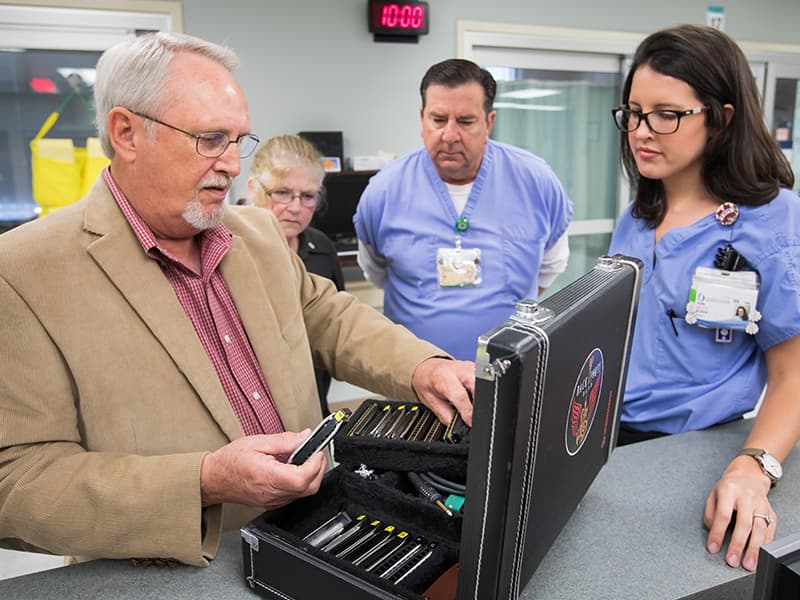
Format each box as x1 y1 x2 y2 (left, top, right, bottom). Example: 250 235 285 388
609 24 800 572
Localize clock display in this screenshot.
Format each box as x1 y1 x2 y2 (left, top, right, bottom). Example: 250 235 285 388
368 0 429 36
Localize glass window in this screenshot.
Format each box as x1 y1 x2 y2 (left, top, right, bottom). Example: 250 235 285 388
773 77 800 190
490 67 620 220
0 3 175 232
0 49 102 228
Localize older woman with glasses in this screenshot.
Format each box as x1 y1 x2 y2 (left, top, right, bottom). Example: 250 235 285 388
608 24 800 572
248 134 345 414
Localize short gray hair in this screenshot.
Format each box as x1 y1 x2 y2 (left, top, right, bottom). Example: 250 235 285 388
94 32 238 158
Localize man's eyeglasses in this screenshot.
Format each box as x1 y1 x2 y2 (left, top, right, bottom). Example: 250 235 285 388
133 111 259 158
259 182 319 208
611 106 709 135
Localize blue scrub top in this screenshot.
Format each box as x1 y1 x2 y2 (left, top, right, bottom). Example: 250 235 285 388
609 188 800 434
355 140 573 361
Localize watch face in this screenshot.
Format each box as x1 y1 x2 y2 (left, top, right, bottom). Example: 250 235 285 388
762 453 783 479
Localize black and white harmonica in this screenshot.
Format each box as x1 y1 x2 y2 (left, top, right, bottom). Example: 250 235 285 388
289 408 352 465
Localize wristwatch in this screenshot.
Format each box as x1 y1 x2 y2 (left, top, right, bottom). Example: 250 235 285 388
738 448 783 486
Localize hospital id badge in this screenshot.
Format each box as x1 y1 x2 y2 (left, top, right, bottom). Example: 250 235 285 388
684 266 761 335
437 246 481 287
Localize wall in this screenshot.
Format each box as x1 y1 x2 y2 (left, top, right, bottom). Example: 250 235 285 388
180 0 800 200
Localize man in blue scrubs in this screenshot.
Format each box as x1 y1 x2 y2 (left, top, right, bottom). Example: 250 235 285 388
355 58 573 361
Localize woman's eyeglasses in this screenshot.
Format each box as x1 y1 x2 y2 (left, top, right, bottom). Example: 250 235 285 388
611 106 709 135
259 182 319 208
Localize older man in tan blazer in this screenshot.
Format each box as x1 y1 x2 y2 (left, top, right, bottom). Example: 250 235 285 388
0 33 474 567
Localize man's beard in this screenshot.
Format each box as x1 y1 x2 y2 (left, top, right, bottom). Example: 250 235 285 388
182 198 225 230
182 174 232 230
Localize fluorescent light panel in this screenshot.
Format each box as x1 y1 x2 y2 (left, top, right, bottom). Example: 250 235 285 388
494 102 565 111
497 88 560 100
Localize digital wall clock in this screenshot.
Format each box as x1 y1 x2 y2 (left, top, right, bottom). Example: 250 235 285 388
368 0 429 42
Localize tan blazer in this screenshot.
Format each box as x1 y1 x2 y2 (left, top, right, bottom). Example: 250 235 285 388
0 179 441 566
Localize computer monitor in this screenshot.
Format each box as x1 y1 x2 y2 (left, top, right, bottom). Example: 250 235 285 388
312 170 377 252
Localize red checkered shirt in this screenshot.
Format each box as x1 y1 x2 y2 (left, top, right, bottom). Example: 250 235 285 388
103 168 283 436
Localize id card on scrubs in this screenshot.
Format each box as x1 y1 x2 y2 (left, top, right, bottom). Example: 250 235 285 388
437 246 481 287
685 267 759 332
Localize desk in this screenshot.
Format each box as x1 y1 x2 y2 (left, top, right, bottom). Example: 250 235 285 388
1 419 796 599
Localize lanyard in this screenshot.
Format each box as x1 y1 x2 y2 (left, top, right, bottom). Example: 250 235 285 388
454 217 470 248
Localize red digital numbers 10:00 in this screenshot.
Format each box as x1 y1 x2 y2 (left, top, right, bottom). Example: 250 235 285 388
380 3 425 29
368 0 429 36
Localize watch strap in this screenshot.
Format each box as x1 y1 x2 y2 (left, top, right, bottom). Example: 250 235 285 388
738 447 765 458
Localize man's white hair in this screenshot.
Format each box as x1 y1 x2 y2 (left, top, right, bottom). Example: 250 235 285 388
94 32 238 158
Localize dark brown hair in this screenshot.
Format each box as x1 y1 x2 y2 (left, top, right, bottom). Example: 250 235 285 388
420 58 496 117
619 24 794 226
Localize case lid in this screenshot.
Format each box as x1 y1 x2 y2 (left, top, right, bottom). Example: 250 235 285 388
458 255 642 600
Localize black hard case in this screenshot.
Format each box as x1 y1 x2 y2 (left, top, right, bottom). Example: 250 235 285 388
241 255 643 600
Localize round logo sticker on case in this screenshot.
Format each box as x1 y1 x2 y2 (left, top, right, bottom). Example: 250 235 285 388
565 348 604 456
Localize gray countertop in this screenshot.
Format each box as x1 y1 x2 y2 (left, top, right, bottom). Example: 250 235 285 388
1 418 797 600
523 418 799 600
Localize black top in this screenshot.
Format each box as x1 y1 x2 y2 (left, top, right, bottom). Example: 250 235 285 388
297 226 345 414
297 226 346 292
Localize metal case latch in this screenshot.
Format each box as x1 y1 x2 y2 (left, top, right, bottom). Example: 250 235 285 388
240 528 259 551
510 299 554 326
